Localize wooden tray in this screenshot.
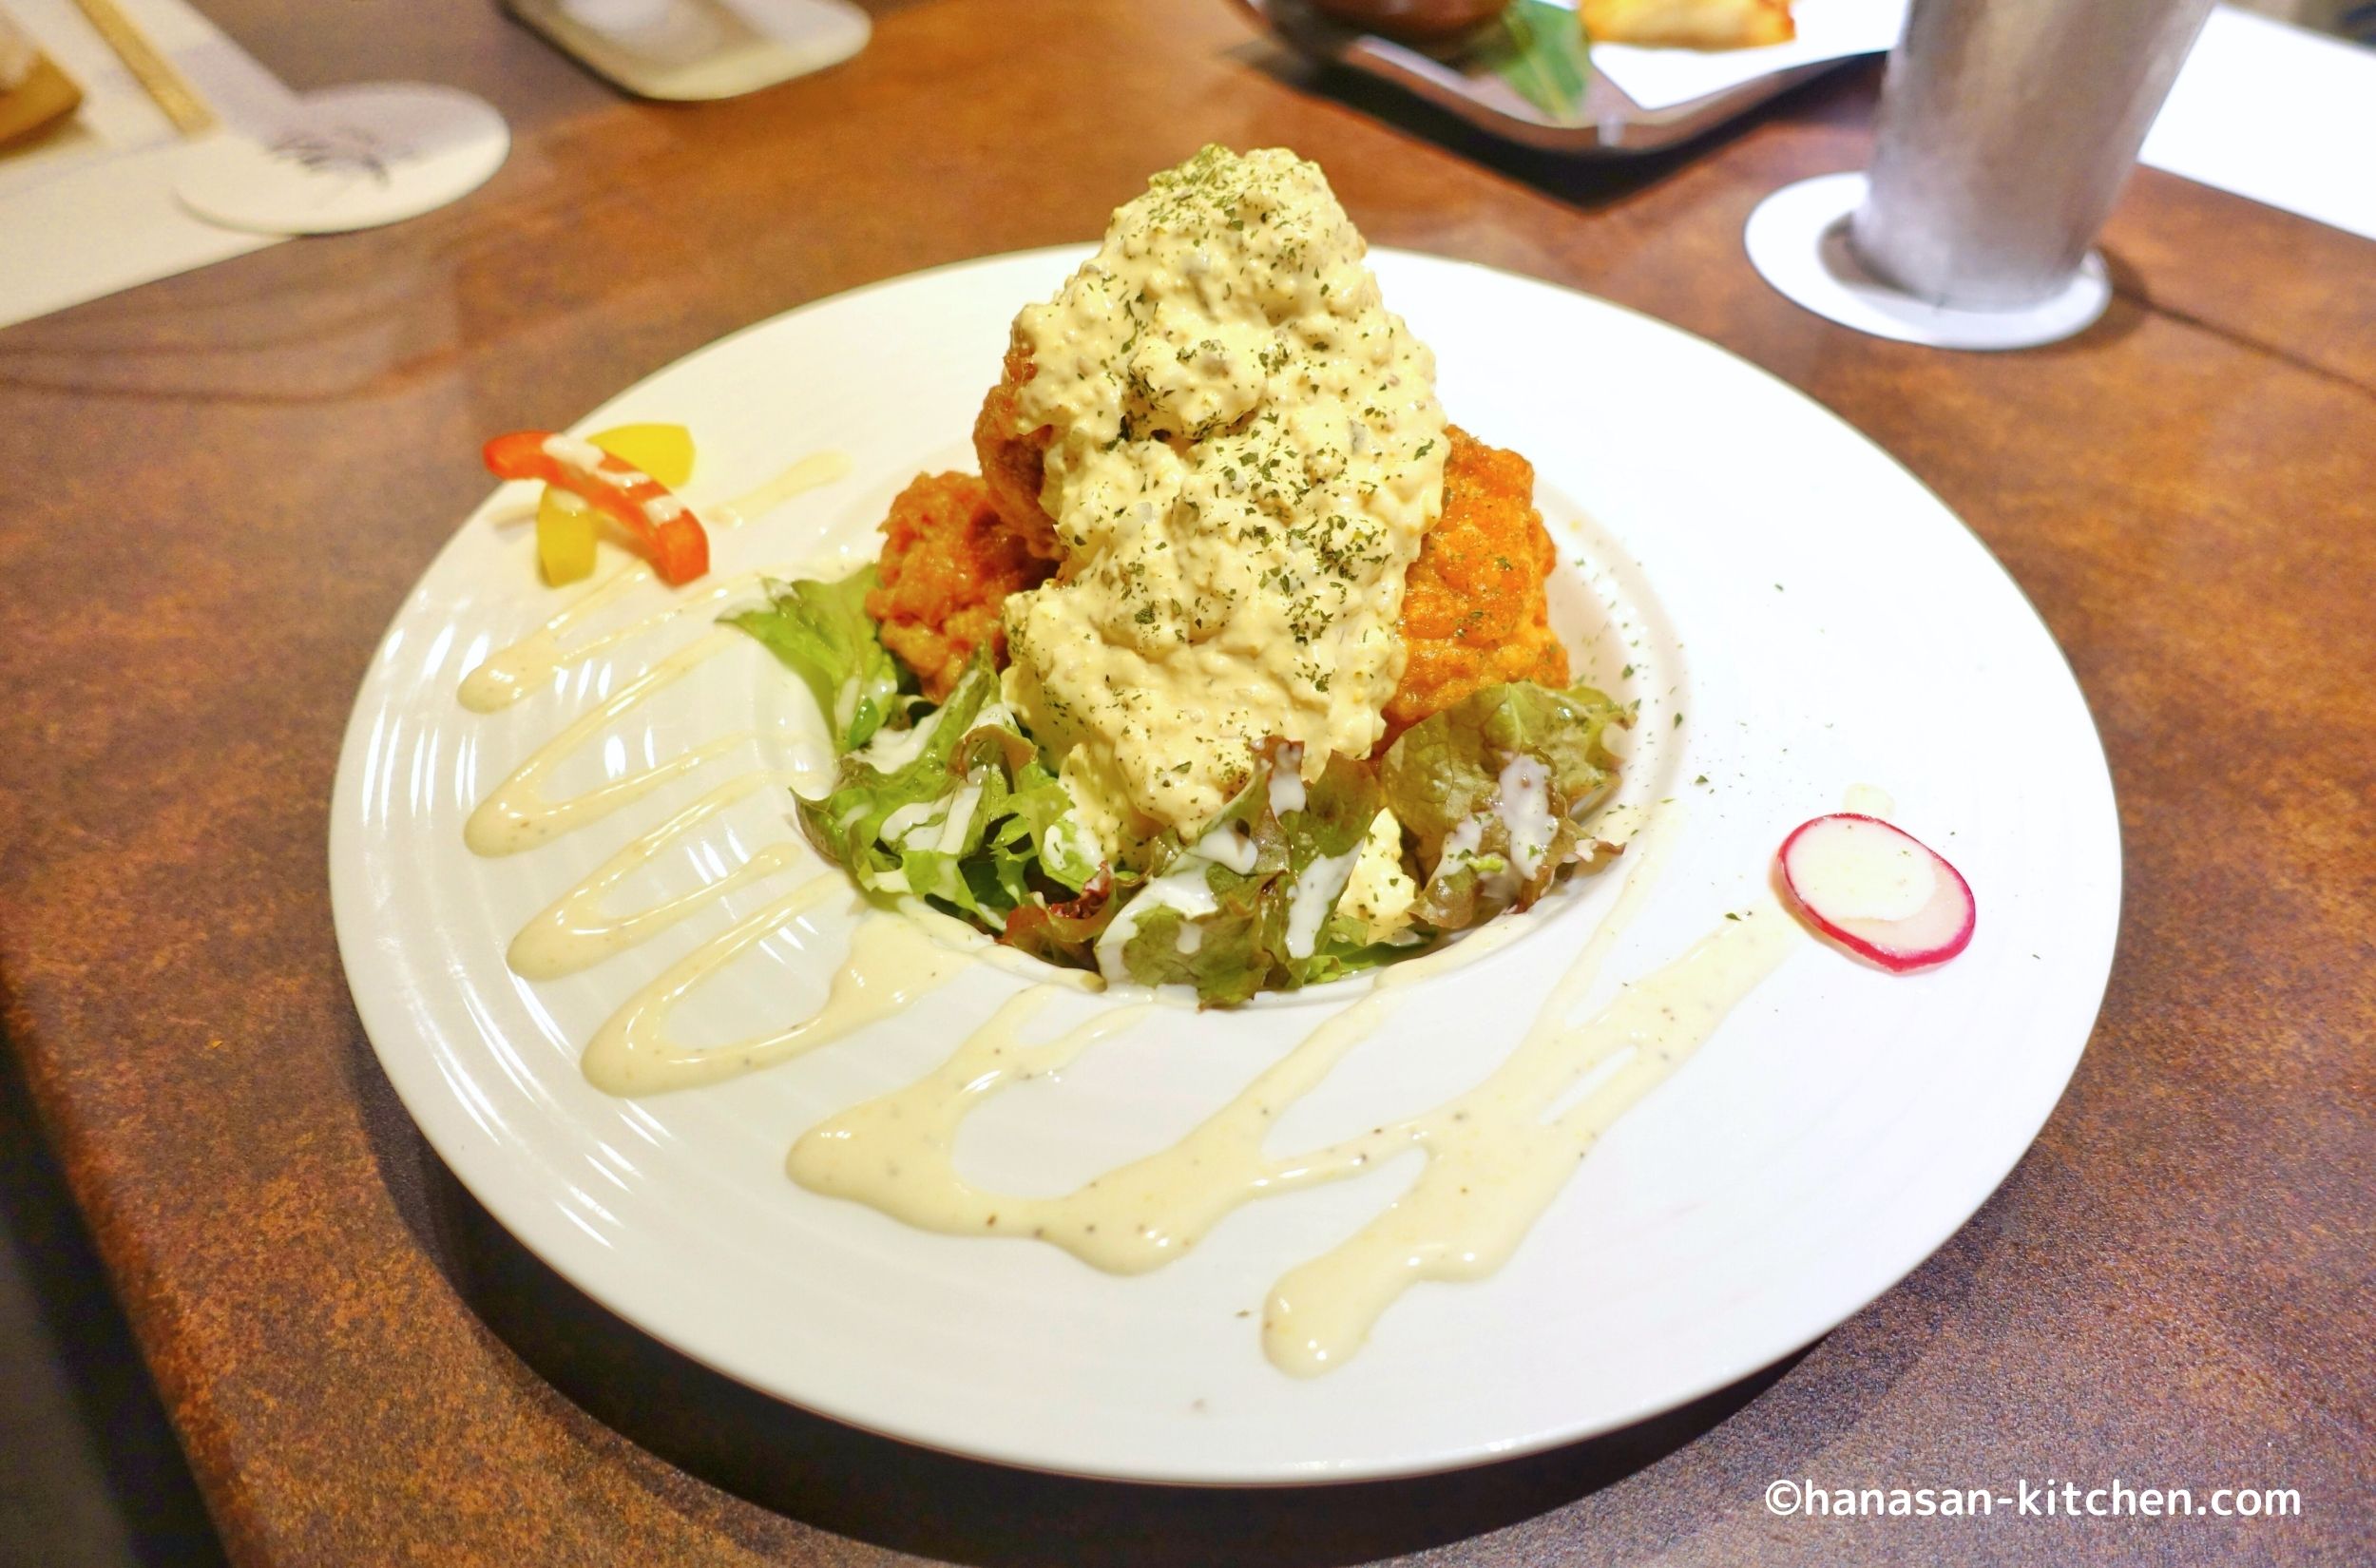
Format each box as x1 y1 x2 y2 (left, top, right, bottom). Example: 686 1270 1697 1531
1233 0 1847 155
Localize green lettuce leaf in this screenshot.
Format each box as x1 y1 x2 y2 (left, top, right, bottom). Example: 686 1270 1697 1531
1103 753 1282 1005
1379 680 1627 930
1104 740 1387 1006
1298 927 1420 986
791 654 1109 930
725 568 904 752
794 657 997 907
1001 871 1121 969
742 569 1629 998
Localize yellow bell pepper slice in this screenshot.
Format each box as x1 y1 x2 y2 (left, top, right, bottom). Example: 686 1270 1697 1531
528 423 695 585
587 422 695 488
536 488 599 585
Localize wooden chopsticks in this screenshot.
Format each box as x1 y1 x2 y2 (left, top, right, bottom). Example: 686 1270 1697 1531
67 0 216 135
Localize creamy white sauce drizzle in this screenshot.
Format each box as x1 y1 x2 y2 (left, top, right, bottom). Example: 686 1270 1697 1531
464 630 754 855
1496 754 1555 879
1591 801 1650 849
853 706 942 774
785 811 1797 1375
461 564 651 714
460 571 756 715
582 873 970 1096
1284 842 1361 960
1193 821 1260 874
1263 896 1792 1374
706 450 853 531
1267 769 1307 817
544 432 608 470
1842 782 1896 816
1093 862 1222 983
508 771 812 981
454 436 1791 1375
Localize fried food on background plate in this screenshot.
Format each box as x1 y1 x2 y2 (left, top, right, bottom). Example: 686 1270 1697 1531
864 471 1055 700
1581 0 1793 49
1306 0 1512 42
1382 425 1568 746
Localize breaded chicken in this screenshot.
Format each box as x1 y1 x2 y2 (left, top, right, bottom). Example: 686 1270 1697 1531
866 471 1055 700
970 344 1063 563
1382 426 1569 744
891 409 1563 732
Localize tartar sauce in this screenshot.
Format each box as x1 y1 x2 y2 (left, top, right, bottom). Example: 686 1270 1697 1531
999 145 1447 849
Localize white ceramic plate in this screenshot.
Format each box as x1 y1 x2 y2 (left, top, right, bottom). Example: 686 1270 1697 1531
330 248 2120 1483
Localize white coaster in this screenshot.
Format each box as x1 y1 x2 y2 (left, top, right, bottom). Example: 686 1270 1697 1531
1744 172 2113 351
174 83 509 236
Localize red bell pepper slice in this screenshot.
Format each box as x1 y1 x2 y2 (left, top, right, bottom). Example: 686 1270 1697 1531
483 430 709 585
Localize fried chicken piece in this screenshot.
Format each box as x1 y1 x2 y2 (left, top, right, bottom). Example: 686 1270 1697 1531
1581 0 1793 49
1383 426 1570 744
897 404 1561 732
866 471 1056 701
970 343 1063 563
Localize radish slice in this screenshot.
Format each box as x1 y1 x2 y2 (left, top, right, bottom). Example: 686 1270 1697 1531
1777 813 1975 972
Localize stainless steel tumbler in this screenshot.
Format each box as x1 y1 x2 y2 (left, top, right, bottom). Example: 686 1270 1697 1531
1850 0 2216 310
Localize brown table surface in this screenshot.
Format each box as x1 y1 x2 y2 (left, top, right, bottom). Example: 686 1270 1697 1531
4 0 2371 1562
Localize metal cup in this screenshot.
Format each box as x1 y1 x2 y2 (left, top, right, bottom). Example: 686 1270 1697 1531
1850 0 2216 310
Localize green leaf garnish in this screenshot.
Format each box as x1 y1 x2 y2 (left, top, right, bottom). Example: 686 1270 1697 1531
1379 679 1627 929
1108 740 1384 1006
1480 0 1593 124
724 568 903 752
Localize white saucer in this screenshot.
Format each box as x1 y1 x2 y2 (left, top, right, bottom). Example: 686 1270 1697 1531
175 83 509 237
1745 172 2113 351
